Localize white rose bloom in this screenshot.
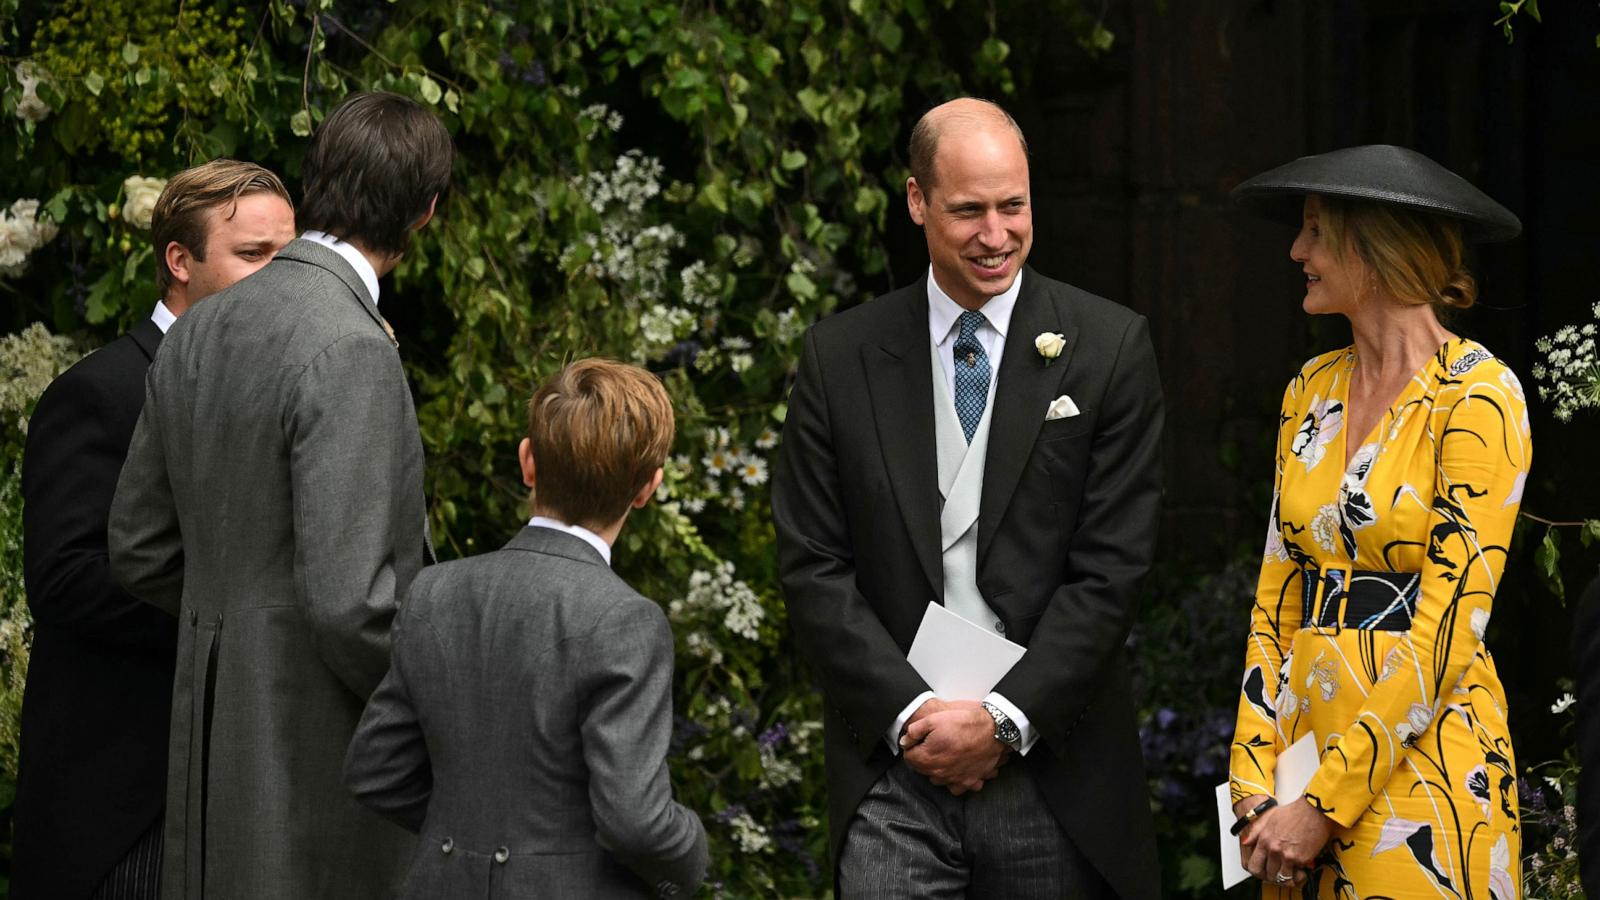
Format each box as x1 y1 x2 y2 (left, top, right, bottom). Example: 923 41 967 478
121 175 168 230
1035 331 1066 359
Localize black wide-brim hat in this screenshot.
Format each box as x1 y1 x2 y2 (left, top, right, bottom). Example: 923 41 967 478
1231 144 1521 242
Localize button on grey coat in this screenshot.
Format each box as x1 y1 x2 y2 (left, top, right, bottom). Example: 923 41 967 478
109 239 425 899
344 526 709 899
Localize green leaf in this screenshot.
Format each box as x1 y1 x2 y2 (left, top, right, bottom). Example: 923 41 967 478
289 109 314 138
1536 528 1565 600
121 42 141 65
780 150 807 171
417 74 443 106
795 87 827 121
1581 519 1600 548
785 271 817 300
83 71 104 96
444 89 460 114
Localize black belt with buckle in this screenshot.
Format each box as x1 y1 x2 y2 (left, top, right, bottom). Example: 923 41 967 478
1300 566 1420 631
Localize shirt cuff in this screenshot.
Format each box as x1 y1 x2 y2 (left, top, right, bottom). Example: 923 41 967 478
886 691 938 755
985 691 1039 755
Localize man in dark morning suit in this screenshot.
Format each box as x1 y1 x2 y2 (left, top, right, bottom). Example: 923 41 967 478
14 160 295 900
346 359 708 899
772 98 1164 897
107 93 452 900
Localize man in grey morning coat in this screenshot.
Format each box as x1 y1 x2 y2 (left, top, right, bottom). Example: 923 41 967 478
109 92 454 900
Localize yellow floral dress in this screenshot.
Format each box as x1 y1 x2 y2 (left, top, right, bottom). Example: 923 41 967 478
1230 338 1531 899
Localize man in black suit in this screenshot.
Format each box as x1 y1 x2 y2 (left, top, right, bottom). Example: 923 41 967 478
14 159 295 899
772 98 1164 897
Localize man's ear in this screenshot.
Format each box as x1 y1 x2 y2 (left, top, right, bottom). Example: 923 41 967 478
165 240 194 287
518 437 536 488
632 467 664 509
412 194 439 232
906 177 927 227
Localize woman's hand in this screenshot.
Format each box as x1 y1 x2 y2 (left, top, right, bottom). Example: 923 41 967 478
1241 797 1334 887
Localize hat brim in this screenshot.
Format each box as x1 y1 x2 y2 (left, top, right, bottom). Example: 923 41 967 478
1230 145 1522 243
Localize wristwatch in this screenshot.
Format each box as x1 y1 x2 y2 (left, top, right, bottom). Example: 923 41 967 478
981 701 1022 751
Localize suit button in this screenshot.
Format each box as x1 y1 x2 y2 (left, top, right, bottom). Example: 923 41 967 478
994 620 1006 634
493 847 509 864
441 837 453 854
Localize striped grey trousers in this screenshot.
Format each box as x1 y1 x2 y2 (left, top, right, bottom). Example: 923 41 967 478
838 759 1111 898
91 817 162 900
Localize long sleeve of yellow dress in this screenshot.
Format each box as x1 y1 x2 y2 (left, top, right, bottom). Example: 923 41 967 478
1229 375 1310 803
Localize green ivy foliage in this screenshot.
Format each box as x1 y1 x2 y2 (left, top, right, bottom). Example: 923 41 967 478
3 0 1108 892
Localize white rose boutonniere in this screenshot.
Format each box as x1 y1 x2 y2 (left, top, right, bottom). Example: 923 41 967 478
121 175 168 230
1035 331 1065 366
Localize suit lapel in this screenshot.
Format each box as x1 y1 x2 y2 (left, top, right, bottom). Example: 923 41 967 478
862 282 943 598
978 269 1076 564
128 316 164 362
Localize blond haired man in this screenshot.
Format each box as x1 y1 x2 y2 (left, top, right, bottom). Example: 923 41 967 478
346 358 708 900
16 159 293 900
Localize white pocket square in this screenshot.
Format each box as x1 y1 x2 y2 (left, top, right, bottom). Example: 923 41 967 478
1045 395 1080 421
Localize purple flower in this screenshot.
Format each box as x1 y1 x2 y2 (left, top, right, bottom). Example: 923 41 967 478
758 722 789 748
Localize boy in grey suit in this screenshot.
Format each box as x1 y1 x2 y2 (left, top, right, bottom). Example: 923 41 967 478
346 358 709 899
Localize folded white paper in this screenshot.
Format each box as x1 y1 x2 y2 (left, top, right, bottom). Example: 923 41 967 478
1217 732 1320 889
906 601 1025 700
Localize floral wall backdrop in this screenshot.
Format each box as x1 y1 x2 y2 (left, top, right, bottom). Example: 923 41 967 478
0 0 1107 893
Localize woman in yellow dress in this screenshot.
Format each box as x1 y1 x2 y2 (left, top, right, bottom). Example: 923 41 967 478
1226 145 1531 898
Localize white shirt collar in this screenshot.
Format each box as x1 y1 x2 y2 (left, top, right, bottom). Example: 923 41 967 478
528 516 612 566
926 266 1022 344
300 230 381 306
150 300 177 334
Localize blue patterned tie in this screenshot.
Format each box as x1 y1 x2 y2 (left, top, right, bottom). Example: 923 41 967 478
952 310 991 443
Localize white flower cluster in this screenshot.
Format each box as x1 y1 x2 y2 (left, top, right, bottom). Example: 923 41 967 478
0 199 60 278
572 149 663 216
0 323 81 433
580 102 624 136
773 307 805 345
672 560 765 641
13 63 51 125
758 745 802 789
726 811 772 854
121 175 168 231
679 260 722 308
1530 308 1600 422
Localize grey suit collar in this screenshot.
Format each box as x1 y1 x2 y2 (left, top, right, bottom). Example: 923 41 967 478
272 238 389 336
503 525 609 567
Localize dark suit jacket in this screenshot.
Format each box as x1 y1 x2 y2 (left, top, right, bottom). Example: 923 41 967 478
772 268 1164 898
14 318 177 899
1573 573 1600 896
345 527 708 900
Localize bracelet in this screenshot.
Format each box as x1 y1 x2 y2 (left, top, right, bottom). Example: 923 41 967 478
1230 797 1278 836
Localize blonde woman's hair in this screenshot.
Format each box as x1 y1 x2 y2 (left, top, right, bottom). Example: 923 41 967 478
1317 195 1478 314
